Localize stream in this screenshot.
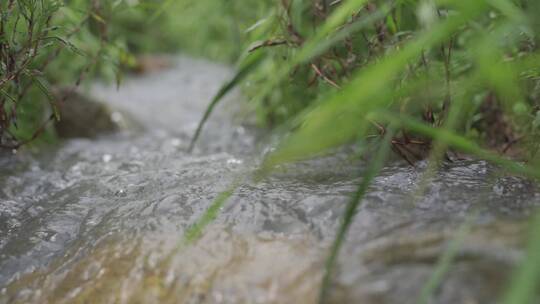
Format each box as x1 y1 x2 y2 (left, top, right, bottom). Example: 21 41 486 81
1 57 539 304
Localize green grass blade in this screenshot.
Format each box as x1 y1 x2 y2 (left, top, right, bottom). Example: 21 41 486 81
160 178 242 269
182 178 241 245
319 126 396 303
501 212 540 304
416 213 476 304
188 51 266 152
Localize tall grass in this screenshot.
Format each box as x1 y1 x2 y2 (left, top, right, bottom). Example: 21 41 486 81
0 0 174 148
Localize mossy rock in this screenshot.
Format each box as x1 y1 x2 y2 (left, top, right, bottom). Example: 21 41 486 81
52 88 121 139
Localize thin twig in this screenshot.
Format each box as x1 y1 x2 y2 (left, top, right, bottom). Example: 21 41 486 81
311 63 341 89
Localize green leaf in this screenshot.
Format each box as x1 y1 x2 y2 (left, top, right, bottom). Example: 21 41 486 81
319 126 397 303
501 213 540 304
416 213 477 304
188 50 267 152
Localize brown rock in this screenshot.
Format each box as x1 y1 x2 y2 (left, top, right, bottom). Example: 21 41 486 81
53 88 119 139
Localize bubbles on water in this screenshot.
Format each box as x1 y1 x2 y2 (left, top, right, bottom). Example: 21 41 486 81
111 111 124 124
6 218 21 230
35 230 57 242
468 161 488 174
26 206 45 217
0 200 23 217
226 158 243 166
170 138 182 147
102 154 113 163
115 189 128 197
234 126 246 136
69 162 82 173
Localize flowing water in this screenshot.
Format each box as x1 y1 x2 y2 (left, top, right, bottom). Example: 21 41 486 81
1 57 539 304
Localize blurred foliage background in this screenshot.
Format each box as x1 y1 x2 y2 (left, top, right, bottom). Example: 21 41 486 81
2 0 540 161
2 0 540 173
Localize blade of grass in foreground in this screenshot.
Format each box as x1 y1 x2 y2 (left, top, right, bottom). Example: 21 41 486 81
319 126 396 304
501 212 540 304
158 178 241 272
182 179 241 245
188 51 266 152
416 213 476 304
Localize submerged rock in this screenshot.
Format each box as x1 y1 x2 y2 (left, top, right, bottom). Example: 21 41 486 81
329 219 529 304
52 88 121 139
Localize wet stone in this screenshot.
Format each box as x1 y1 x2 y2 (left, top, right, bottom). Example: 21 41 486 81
52 88 134 139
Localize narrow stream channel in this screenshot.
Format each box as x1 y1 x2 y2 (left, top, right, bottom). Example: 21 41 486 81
1 57 539 303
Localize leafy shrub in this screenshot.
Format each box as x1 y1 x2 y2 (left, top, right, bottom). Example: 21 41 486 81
0 0 187 149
